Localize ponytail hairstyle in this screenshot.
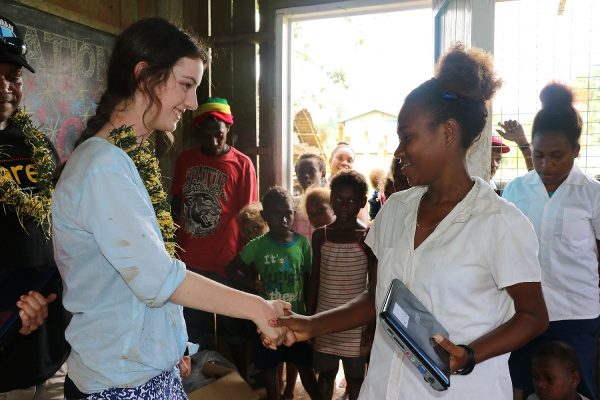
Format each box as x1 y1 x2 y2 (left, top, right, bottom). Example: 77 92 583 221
403 43 502 149
330 141 355 160
532 82 582 148
75 17 209 147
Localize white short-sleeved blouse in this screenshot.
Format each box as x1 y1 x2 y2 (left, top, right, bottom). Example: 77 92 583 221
503 165 600 321
361 177 541 400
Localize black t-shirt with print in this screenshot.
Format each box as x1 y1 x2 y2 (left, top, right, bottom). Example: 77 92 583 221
0 122 70 390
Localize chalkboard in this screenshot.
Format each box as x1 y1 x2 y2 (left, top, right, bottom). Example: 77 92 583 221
2 1 114 160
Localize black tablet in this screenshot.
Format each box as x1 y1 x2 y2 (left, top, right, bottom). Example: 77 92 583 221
379 278 451 391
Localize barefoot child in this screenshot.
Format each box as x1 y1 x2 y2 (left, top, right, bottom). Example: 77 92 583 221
226 187 320 400
306 171 376 400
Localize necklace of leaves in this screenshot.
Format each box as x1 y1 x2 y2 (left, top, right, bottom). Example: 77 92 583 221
0 108 54 237
108 125 178 257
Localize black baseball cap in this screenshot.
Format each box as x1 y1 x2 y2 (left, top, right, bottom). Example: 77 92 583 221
0 15 34 73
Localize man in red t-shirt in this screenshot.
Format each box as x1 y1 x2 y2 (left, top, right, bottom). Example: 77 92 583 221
170 97 257 364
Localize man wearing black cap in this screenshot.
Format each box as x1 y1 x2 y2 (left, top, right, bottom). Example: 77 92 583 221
0 15 69 400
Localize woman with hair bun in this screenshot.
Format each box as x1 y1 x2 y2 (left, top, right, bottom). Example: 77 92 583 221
503 83 600 400
273 44 549 399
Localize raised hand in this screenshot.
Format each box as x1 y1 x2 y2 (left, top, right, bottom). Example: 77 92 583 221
17 291 57 335
496 120 528 146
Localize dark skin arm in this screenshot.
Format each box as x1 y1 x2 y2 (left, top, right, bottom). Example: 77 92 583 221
225 256 259 294
497 120 533 172
435 281 548 372
305 228 325 315
274 261 377 343
278 279 547 374
359 233 377 294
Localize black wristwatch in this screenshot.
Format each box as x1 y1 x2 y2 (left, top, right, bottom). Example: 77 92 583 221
454 344 476 375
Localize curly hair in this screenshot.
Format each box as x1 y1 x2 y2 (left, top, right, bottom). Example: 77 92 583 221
301 186 331 219
368 168 387 191
237 201 264 225
261 186 293 213
533 341 581 374
76 18 209 147
403 43 502 149
330 170 368 198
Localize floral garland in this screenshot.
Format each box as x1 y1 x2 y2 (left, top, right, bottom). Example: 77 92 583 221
108 126 178 257
0 108 54 237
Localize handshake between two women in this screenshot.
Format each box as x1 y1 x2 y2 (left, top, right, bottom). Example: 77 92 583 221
256 301 310 350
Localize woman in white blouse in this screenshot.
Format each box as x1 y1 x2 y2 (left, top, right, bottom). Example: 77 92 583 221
272 44 549 400
503 83 600 400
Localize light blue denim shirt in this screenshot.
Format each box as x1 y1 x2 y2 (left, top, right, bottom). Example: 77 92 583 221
52 137 187 392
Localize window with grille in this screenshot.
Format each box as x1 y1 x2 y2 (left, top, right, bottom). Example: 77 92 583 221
492 0 600 187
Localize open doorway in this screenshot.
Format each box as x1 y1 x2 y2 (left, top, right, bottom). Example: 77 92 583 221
275 1 434 192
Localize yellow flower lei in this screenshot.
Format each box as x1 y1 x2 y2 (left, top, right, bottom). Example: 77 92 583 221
108 126 178 257
0 108 55 237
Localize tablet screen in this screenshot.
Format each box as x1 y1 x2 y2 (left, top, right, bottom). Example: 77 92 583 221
381 279 450 379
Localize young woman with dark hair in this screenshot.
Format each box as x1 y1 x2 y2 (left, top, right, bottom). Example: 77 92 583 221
52 18 287 398
272 44 549 399
504 83 600 400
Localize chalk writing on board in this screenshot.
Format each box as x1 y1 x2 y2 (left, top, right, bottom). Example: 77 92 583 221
17 24 111 161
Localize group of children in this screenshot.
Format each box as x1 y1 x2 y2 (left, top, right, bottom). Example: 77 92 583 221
232 132 595 400
221 151 374 400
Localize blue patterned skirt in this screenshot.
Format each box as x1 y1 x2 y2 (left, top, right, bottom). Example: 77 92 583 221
64 370 187 400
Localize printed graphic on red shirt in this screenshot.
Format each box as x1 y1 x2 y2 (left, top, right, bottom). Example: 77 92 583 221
182 165 228 237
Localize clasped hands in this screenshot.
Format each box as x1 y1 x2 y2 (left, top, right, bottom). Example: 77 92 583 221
255 300 311 350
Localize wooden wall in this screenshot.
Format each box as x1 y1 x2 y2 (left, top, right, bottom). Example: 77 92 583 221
9 0 354 194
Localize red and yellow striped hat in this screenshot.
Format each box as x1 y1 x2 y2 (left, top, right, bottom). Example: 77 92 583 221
192 97 234 125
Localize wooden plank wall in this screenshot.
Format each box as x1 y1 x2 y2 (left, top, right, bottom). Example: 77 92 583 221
209 1 260 188
17 0 159 34
11 0 347 194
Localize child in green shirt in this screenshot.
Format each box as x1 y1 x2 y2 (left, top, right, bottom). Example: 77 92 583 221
226 186 320 400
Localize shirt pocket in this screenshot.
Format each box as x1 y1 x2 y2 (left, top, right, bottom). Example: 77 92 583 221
561 207 592 245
